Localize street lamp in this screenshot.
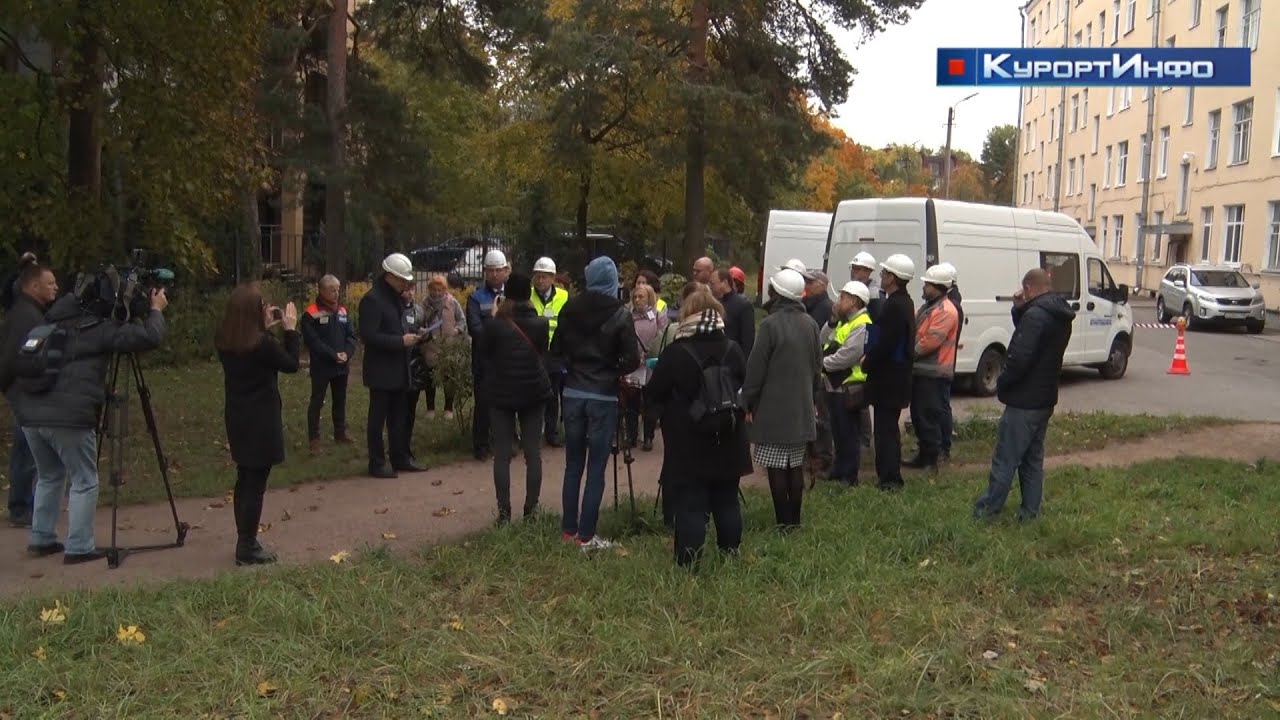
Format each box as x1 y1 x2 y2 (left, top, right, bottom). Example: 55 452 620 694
943 92 979 199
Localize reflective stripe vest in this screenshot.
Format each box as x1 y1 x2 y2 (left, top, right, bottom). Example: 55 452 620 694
656 298 667 315
531 286 570 343
831 312 872 385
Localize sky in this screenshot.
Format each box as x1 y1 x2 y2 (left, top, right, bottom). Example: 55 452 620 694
829 0 1024 159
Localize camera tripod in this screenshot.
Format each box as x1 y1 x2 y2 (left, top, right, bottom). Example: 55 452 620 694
611 389 639 523
98 352 189 569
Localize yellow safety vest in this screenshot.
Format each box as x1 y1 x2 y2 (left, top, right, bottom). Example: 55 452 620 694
531 287 570 343
831 311 872 385
656 298 667 315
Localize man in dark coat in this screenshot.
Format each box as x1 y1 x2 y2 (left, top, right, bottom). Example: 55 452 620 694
0 258 58 527
11 287 167 564
711 268 755 356
358 253 426 478
863 254 916 492
973 268 1075 521
300 274 356 453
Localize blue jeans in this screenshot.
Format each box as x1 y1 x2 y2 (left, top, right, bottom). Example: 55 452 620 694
826 392 863 483
973 406 1053 521
561 396 617 539
8 417 37 522
940 379 954 456
24 427 100 554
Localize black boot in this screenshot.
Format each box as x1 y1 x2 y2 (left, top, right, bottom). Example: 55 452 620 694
234 473 277 566
786 466 806 529
235 537 278 565
903 453 938 471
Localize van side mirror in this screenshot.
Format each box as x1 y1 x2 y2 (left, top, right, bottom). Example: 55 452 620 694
1115 284 1130 304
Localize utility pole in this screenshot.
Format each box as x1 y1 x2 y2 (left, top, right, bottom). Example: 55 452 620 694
1136 0 1162 292
1054 0 1071 212
943 92 978 199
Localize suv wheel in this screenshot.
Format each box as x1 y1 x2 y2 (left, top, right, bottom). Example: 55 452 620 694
1182 302 1196 330
1156 295 1171 323
1246 317 1265 334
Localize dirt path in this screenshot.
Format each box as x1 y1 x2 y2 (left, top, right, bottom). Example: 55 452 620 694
3 423 1278 601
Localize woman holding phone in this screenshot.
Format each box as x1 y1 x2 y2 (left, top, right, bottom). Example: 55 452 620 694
215 284 301 565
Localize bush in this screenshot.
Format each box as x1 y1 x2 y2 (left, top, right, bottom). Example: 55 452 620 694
149 280 295 367
434 336 474 429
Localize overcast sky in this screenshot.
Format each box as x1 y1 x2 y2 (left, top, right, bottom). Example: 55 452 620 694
829 0 1023 159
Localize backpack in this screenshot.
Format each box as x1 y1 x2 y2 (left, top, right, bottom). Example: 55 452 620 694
13 317 88 394
680 343 744 443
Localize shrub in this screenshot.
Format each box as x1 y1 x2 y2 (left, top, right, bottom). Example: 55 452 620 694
434 337 474 429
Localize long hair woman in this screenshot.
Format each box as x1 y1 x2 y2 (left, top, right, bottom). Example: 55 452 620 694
645 289 750 566
623 282 668 451
742 268 822 531
421 275 467 419
214 284 301 565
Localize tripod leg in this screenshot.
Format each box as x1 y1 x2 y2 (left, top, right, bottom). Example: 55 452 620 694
106 365 126 569
129 354 189 547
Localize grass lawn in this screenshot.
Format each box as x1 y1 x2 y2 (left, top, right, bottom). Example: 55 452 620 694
0 359 471 507
2 455 1277 717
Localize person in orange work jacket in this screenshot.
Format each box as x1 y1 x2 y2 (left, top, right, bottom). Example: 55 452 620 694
904 264 959 472
300 274 357 453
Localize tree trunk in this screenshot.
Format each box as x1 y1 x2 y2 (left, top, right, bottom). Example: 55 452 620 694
65 13 102 208
240 188 261 281
576 166 590 245
682 0 710 273
324 0 348 279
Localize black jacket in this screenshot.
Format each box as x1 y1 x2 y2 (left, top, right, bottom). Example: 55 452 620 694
803 292 833 329
358 277 412 391
0 293 50 395
998 292 1076 410
219 331 301 467
551 291 641 396
480 304 553 410
948 285 965 372
10 294 166 429
864 287 916 409
402 299 427 390
721 290 756 357
300 300 356 380
645 332 752 487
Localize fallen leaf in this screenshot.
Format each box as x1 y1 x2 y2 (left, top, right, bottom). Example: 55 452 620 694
52 690 66 701
614 547 630 557
1006 642 1018 650
280 510 292 521
374 508 389 515
214 618 233 630
224 491 233 503
32 645 46 663
306 505 319 512
258 523 271 533
256 681 278 698
452 490 464 496
1024 678 1046 693
382 532 397 540
492 697 511 715
205 502 225 510
433 507 455 517
430 479 443 487
40 600 67 625
447 616 465 631
330 551 351 564
116 625 146 645
982 650 1000 661
918 558 932 568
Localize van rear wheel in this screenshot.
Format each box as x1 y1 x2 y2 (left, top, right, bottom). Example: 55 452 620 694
972 347 1004 397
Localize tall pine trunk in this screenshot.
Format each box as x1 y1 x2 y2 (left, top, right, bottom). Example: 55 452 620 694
324 0 348 278
681 0 710 272
66 9 102 211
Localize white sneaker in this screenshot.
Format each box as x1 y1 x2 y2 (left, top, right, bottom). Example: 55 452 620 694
577 536 616 552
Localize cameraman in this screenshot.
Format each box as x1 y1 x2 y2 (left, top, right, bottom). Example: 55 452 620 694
12 285 167 564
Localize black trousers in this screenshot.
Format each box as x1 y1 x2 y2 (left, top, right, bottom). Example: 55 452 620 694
423 367 455 412
873 403 904 489
490 404 545 518
544 373 563 441
671 478 743 567
622 391 655 445
909 376 950 461
367 389 411 470
307 374 348 440
406 388 422 457
233 465 272 544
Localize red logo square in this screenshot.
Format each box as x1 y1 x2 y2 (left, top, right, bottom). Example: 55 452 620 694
948 58 966 76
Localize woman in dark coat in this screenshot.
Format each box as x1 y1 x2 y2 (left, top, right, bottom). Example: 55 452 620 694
645 289 751 567
215 283 301 565
479 273 553 523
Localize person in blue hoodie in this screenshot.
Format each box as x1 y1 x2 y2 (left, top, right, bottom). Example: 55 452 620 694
550 257 642 551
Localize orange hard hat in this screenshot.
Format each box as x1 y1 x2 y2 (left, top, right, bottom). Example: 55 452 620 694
729 266 746 284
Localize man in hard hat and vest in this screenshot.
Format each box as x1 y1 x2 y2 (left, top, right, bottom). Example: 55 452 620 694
905 264 960 473
360 253 427 478
847 251 879 448
863 253 916 492
466 249 510 460
821 281 872 486
531 256 569 447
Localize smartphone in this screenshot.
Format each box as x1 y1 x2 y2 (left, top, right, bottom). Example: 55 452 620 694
271 307 284 321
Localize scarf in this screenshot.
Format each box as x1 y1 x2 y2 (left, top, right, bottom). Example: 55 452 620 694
674 309 725 341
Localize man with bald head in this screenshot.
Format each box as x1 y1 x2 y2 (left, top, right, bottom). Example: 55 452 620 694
691 257 715 285
972 267 1075 523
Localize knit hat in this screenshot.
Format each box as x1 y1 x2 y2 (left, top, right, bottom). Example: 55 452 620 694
505 273 532 302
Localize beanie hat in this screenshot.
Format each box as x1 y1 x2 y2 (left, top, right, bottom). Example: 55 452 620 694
505 273 532 302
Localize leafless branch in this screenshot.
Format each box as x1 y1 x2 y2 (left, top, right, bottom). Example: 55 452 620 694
0 27 49 76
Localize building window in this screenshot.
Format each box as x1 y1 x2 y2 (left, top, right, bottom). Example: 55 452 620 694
1139 133 1150 182
1200 207 1213 261
1117 141 1129 185
1126 0 1138 32
1267 202 1280 270
1100 11 1107 43
1107 86 1115 116
1184 87 1195 126
1089 184 1097 220
1083 89 1089 125
1071 95 1079 132
1191 0 1202 28
1086 21 1094 46
1163 36 1175 91
1092 118 1101 152
1274 87 1280 155
1158 126 1170 177
1120 86 1132 110
1223 205 1244 264
1101 216 1110 255
1074 30 1083 46
1068 158 1077 195
1241 0 1260 50
1215 5 1228 47
1114 214 1125 257
1112 0 1122 42
1104 145 1113 186
1050 107 1057 141
1231 98 1253 165
1151 211 1164 260
1029 18 1037 44
1178 163 1190 214
1147 0 1156 18
1206 109 1221 168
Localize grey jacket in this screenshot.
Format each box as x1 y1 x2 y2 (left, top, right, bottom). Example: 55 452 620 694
742 299 822 445
11 294 166 430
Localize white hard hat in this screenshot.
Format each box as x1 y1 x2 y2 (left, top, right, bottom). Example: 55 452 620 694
840 280 871 305
849 251 877 270
483 250 509 269
880 253 915 282
921 264 954 287
532 256 557 274
781 258 807 274
381 252 414 281
936 261 957 286
768 268 806 302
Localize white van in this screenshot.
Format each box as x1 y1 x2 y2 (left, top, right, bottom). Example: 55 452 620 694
760 210 832 297
822 197 1134 395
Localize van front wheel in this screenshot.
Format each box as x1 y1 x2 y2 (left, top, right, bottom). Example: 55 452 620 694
972 347 1004 397
1098 336 1131 380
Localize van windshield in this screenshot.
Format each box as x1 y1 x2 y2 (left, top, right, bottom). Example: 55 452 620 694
1190 270 1249 288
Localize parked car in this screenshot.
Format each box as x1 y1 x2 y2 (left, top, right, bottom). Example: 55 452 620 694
408 236 506 282
1156 264 1266 333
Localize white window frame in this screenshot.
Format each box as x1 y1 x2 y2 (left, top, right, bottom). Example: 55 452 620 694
1088 183 1097 220
1104 145 1113 186
1099 11 1107 44
1215 5 1229 47
1222 204 1244 264
1190 0 1202 28
1267 201 1280 270
1083 89 1089 125
1092 117 1101 153
1206 109 1221 169
1184 87 1195 126
1112 0 1122 42
1148 0 1157 18
1117 141 1129 185
1200 207 1213 261
1121 86 1132 110
1158 126 1170 177
1107 86 1116 116
1231 98 1253 165
1178 163 1190 214
1071 94 1080 132
1086 22 1094 46
1151 211 1164 260
1126 0 1138 32
1138 133 1149 182
1163 36 1175 92
1241 0 1260 50
1068 158 1077 195
1114 214 1125 258
1101 216 1110 256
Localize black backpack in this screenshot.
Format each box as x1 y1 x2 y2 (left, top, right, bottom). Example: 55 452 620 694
680 343 744 443
13 317 90 394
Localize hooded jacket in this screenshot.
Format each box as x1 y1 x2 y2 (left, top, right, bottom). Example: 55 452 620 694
997 292 1076 410
0 292 50 395
480 303 552 410
10 293 166 429
550 257 641 397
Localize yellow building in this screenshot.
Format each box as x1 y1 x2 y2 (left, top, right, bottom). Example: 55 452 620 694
1015 0 1278 312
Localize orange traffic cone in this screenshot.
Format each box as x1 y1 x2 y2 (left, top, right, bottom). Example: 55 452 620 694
1167 317 1190 375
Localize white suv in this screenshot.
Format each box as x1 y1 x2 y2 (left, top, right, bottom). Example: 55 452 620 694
1156 264 1266 333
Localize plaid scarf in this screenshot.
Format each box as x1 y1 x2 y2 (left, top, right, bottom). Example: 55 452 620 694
674 309 725 340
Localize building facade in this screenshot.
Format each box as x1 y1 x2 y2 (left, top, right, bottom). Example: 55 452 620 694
1015 0 1279 310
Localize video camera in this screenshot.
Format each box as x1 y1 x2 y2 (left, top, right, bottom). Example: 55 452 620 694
75 249 175 322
